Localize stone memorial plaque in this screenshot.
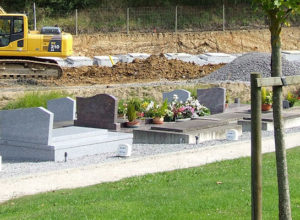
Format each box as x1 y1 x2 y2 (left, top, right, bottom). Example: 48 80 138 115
163 89 191 103
75 94 120 130
0 107 53 145
197 88 226 114
118 144 132 157
226 129 238 141
47 97 76 122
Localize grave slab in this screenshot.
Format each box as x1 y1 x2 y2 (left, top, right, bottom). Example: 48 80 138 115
75 94 120 130
163 89 191 103
66 56 93 67
47 97 76 122
197 87 226 114
198 53 236 64
94 56 119 67
119 53 150 63
282 50 300 62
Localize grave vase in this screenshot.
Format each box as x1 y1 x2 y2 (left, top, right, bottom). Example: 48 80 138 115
262 104 272 111
126 120 140 128
153 117 164 124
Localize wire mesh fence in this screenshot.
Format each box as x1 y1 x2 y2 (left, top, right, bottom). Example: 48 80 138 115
24 4 300 35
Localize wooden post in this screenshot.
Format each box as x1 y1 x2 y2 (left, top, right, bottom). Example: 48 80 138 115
251 72 262 220
175 6 178 33
222 0 225 31
75 9 78 36
126 8 129 35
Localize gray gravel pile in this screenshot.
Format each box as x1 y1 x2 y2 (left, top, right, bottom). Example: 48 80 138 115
202 52 300 82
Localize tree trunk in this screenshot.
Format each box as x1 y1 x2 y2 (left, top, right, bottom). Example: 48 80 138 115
270 13 292 220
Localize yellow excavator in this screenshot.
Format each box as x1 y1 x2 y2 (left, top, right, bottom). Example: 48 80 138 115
0 7 73 78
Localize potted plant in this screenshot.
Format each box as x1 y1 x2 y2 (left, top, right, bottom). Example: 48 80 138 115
286 91 297 108
117 99 127 119
148 100 168 124
126 102 139 128
261 87 272 111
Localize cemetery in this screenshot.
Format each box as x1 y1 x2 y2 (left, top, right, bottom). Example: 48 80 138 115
0 87 300 163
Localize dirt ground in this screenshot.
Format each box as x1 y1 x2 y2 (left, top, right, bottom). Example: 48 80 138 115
1 28 300 106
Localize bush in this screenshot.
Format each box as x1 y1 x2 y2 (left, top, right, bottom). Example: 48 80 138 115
2 91 72 110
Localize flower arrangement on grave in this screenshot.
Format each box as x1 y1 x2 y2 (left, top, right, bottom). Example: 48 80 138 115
146 100 168 124
261 87 272 111
170 95 210 120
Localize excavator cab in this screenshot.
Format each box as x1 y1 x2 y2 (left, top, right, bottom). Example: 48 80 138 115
0 15 23 47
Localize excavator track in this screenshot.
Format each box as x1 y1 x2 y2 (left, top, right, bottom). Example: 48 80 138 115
0 57 63 79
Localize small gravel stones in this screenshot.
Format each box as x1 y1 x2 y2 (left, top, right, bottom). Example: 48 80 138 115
202 52 300 82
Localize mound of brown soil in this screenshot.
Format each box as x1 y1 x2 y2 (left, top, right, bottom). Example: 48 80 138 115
58 54 223 85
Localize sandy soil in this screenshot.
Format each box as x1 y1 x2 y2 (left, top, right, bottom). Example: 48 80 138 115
73 27 300 57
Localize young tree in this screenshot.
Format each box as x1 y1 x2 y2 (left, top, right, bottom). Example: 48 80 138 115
252 1 299 219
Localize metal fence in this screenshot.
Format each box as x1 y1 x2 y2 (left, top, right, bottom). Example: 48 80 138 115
25 4 300 35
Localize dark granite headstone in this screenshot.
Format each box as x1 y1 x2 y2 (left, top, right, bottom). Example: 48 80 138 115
283 100 290 109
74 94 120 130
197 88 226 114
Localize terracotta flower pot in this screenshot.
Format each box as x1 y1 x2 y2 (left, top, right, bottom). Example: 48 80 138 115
126 120 140 128
262 104 272 111
152 117 164 124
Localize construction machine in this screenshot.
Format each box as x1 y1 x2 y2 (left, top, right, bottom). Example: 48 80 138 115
0 7 73 78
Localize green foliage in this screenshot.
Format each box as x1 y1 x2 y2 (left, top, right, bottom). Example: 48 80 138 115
261 87 272 105
150 100 168 118
286 91 297 107
126 102 137 122
2 91 71 110
1 146 300 219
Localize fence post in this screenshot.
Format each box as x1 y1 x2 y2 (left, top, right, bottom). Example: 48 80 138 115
75 9 78 36
175 6 178 33
126 8 130 35
222 1 225 31
251 72 262 220
33 2 37 31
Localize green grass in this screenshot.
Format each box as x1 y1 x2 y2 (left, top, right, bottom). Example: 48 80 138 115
1 147 300 219
2 91 72 110
294 99 300 107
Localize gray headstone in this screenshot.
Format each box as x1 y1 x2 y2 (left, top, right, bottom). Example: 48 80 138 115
283 100 290 109
0 107 53 145
163 89 191 103
74 94 120 130
197 88 226 114
47 97 76 122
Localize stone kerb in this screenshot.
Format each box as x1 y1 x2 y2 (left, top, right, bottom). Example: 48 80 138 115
74 94 120 130
0 107 53 145
47 97 76 122
163 89 191 103
197 88 226 114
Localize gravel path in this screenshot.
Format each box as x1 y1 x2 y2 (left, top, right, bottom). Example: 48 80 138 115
1 126 300 180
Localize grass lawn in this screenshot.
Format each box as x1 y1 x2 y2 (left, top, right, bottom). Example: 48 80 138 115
1 147 300 220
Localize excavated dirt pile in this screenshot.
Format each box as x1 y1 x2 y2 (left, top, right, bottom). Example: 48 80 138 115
58 54 223 85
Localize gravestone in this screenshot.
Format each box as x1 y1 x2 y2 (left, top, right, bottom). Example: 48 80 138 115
163 89 191 103
0 155 2 171
0 107 53 145
47 97 76 122
75 94 120 130
283 100 290 109
197 88 226 114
